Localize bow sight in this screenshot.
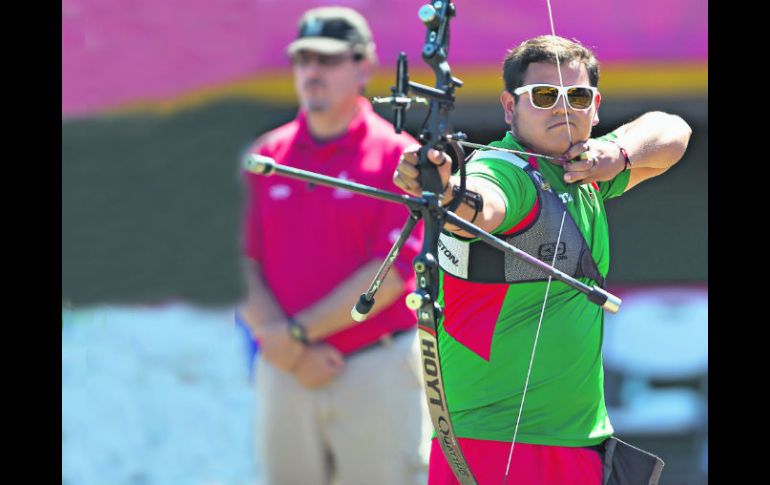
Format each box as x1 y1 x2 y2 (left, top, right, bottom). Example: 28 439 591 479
372 1 468 196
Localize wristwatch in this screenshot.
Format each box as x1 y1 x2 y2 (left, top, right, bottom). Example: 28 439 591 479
287 318 309 344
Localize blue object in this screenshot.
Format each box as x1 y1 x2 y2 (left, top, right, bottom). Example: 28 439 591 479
234 311 259 380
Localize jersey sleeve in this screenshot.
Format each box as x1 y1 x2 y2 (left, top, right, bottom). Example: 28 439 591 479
594 132 631 201
465 156 538 234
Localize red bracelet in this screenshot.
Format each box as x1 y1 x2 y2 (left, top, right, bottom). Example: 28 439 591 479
610 141 632 170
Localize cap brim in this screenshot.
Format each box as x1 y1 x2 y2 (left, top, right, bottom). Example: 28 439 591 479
286 37 350 56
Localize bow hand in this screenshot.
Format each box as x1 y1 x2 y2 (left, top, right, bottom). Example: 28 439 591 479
393 144 453 198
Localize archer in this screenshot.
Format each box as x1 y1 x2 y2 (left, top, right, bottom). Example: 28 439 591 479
394 35 692 485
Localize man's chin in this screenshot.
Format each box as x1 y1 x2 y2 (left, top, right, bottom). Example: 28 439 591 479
539 136 582 159
520 139 566 160
513 121 572 159
303 100 330 113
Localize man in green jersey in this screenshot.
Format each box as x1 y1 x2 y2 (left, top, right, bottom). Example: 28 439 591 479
393 35 692 485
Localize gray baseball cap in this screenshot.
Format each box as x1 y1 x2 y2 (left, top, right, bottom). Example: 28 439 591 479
286 7 374 57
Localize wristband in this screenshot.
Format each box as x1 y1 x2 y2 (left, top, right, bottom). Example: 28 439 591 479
610 140 632 170
450 184 484 224
287 317 309 344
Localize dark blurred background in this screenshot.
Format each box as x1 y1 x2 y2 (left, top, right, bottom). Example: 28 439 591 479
61 97 707 305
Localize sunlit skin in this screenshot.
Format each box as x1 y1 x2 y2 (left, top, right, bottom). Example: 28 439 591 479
500 60 601 160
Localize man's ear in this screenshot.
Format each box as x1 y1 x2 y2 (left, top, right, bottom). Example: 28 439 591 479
500 90 516 125
591 92 602 126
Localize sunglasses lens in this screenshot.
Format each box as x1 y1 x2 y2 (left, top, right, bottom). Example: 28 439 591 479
530 86 560 108
292 53 350 66
567 87 594 109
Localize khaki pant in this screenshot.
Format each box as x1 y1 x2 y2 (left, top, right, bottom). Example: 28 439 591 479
254 330 431 485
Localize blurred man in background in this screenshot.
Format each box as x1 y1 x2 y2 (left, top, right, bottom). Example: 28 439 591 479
239 6 428 485
394 35 692 484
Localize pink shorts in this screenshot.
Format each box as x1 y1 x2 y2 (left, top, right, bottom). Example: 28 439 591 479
428 437 603 485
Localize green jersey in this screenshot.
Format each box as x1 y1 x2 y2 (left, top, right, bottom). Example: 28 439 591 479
437 132 629 446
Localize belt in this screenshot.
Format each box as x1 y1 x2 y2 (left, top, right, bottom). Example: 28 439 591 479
345 328 413 358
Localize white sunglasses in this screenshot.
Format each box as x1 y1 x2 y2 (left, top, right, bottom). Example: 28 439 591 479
513 84 599 110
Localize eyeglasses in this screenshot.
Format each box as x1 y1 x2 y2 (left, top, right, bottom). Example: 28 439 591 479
512 84 598 110
291 51 363 67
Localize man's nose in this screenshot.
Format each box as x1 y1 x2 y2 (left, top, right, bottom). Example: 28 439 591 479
305 59 330 76
550 96 571 114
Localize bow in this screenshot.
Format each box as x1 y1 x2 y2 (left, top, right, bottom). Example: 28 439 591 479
376 2 598 484
372 3 477 482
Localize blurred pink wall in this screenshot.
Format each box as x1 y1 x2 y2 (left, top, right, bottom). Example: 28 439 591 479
62 0 707 116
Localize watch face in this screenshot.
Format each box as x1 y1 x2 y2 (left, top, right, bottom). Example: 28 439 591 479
290 322 306 342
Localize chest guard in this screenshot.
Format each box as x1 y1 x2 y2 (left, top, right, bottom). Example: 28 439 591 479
438 151 605 287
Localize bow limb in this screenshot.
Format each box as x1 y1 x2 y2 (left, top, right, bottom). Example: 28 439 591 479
402 3 479 484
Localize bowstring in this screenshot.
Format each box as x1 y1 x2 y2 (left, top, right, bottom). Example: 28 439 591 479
503 0 572 481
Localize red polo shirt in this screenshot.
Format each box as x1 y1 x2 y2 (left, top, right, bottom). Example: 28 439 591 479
242 97 422 354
